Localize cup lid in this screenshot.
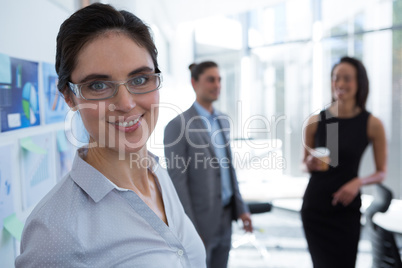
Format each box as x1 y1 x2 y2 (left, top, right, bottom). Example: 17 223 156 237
310 147 330 157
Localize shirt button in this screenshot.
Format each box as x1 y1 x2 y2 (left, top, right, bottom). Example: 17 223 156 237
177 249 184 256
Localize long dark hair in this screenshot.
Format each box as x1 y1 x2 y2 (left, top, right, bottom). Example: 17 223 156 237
56 3 159 94
189 61 218 81
331 56 369 111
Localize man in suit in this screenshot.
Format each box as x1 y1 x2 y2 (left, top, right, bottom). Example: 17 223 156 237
164 61 252 268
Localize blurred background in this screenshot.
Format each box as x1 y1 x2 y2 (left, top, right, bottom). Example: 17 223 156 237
1 0 402 267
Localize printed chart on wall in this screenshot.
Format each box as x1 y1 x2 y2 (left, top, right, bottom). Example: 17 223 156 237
0 53 40 132
20 133 55 210
56 130 75 181
0 144 15 229
42 62 69 124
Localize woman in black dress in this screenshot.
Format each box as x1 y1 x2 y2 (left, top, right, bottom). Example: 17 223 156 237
301 56 387 268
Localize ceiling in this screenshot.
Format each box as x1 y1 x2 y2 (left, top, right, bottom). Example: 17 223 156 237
73 0 287 42
49 0 286 24
151 0 286 27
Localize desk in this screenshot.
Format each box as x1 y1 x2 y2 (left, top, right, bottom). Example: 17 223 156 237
239 173 308 202
271 194 374 214
373 199 402 234
272 198 302 212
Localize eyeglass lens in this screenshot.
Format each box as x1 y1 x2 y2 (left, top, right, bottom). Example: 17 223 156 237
80 74 161 100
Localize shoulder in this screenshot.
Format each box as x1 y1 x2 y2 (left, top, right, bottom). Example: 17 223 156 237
305 113 320 134
18 176 83 265
165 106 195 129
214 108 226 116
367 113 382 126
215 109 229 120
26 176 72 220
367 114 385 140
310 112 321 122
23 175 84 235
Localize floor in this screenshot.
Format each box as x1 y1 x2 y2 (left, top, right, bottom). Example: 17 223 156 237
226 171 402 268
228 206 373 268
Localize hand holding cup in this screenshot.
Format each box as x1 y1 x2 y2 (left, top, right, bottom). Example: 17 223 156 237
306 147 330 172
311 147 330 171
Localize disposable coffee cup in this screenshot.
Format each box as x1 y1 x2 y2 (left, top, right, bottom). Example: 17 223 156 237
311 147 330 171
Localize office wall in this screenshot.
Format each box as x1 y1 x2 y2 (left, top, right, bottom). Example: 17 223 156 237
0 1 197 266
0 1 75 266
0 0 76 63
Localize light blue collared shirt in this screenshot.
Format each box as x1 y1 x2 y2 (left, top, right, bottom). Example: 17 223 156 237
15 148 206 268
193 101 233 206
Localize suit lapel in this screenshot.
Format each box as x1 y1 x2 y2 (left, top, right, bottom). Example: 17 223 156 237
215 113 237 189
216 115 230 145
187 105 216 157
216 113 232 158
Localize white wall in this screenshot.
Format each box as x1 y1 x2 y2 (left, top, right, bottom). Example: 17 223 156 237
0 0 75 62
0 1 76 266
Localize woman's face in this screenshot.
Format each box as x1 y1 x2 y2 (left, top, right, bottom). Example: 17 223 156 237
331 62 358 102
66 31 159 154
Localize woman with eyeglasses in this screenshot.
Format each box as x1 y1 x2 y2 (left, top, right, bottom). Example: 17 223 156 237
15 3 206 267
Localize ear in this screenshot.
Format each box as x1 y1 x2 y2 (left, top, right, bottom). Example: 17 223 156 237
191 78 197 91
62 88 78 111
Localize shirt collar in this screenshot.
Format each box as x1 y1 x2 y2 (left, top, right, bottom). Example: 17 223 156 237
193 101 217 118
70 148 160 202
107 179 129 192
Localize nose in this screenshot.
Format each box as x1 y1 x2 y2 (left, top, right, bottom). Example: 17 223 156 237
215 79 221 89
112 84 136 111
335 78 346 88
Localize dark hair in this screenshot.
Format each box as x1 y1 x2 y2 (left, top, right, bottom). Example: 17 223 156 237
189 61 218 81
55 3 159 93
331 56 369 111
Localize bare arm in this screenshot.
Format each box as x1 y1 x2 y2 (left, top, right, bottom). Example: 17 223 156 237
303 114 322 172
332 115 387 206
362 115 387 183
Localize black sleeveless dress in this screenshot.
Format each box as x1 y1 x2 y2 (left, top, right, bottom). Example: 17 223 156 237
301 109 370 268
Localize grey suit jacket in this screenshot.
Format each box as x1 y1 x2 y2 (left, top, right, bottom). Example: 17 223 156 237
164 104 249 244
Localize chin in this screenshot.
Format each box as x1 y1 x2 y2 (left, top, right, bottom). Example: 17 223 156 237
111 143 148 160
95 133 146 155
120 137 148 152
210 96 219 102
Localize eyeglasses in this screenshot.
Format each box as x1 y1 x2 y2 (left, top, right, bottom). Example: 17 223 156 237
68 73 162 100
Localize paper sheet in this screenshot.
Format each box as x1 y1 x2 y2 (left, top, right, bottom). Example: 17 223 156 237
21 133 55 209
0 144 15 229
20 137 47 154
3 214 24 241
0 55 40 132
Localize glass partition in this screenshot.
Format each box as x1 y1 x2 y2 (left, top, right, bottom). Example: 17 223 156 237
193 0 402 198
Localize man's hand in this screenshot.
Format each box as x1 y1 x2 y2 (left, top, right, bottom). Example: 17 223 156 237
239 212 253 232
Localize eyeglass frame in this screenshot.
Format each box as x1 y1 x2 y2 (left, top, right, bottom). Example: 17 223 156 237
67 72 163 101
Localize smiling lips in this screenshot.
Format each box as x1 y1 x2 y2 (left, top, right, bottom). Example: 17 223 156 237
109 115 142 132
335 89 347 96
115 117 140 127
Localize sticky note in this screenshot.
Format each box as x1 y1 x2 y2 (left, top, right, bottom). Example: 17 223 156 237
3 213 24 241
56 130 68 152
7 113 21 128
20 137 47 154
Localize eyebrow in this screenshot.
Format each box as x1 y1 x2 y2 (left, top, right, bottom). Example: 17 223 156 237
127 66 154 77
206 76 221 80
77 66 155 84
